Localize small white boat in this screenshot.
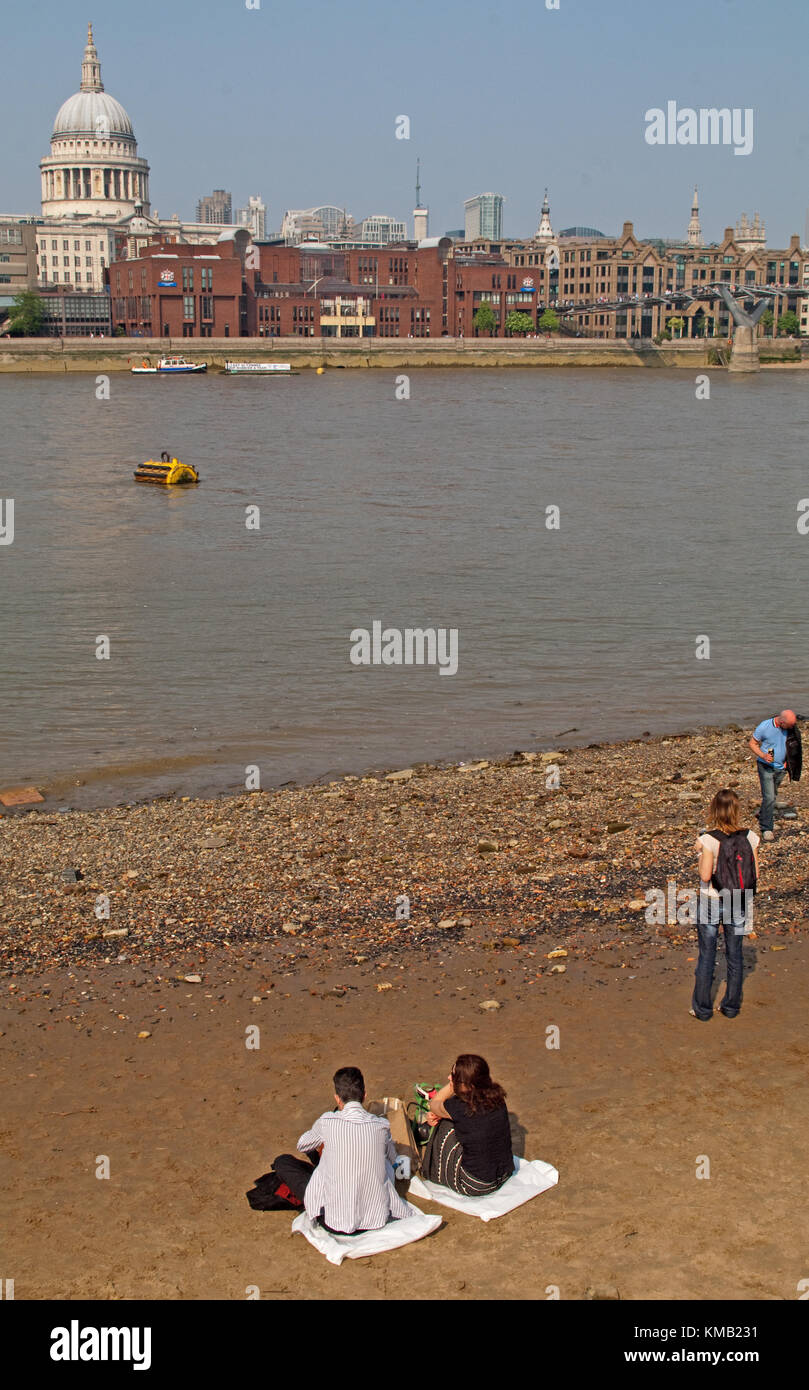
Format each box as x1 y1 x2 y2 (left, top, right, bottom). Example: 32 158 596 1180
223 361 297 375
131 356 208 375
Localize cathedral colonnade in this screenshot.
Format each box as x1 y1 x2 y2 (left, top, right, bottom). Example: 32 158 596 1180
42 166 149 204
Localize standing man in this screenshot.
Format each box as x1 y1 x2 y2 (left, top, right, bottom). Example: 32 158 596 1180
748 710 798 841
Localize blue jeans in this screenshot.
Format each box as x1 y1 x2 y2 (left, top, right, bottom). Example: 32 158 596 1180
691 893 748 1020
757 762 786 833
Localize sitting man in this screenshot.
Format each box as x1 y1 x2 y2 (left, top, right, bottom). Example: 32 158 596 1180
271 1066 412 1235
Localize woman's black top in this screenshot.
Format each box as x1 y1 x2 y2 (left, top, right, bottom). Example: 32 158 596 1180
444 1095 513 1183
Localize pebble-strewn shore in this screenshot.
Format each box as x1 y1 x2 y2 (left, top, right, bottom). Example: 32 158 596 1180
2 725 806 979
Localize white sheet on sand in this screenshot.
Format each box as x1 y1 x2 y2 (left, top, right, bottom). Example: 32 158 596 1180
291 1203 442 1266
407 1156 559 1221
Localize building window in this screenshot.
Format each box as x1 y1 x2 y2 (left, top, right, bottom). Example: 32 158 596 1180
200 295 213 320
182 266 194 291
183 295 194 320
85 240 92 251
63 240 69 250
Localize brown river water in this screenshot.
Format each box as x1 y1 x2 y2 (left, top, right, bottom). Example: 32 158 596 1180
1 366 808 807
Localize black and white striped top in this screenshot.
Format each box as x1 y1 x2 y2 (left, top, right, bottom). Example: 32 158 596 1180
297 1103 412 1232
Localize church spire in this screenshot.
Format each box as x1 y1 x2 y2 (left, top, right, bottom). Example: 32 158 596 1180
536 187 553 241
81 22 104 93
687 185 702 246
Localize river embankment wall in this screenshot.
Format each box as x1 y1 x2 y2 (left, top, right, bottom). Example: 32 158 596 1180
0 336 804 373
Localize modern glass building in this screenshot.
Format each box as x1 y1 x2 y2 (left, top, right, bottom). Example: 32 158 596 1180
464 193 504 241
39 290 112 336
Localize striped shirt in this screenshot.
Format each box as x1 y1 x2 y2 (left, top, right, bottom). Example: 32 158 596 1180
297 1103 412 1233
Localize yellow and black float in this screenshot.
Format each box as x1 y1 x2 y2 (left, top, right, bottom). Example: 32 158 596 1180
134 451 200 486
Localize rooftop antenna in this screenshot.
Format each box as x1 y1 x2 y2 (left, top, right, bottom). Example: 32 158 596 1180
413 158 428 242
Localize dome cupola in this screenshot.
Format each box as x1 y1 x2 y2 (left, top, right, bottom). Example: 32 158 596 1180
40 24 150 220
51 24 135 140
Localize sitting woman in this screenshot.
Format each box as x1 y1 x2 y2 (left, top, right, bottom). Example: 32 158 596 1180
422 1053 513 1196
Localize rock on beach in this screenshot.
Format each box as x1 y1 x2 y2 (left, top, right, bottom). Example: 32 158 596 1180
0 724 805 981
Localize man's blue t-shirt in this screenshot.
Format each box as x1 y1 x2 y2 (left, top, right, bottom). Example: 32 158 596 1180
754 717 787 770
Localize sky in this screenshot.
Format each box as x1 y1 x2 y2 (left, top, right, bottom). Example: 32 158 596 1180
3 0 809 246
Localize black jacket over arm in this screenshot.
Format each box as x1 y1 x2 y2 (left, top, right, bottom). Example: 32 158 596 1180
786 725 802 781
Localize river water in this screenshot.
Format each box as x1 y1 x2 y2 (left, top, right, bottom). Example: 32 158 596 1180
1 366 807 806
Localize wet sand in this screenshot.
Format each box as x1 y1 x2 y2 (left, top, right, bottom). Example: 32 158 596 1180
2 725 807 1299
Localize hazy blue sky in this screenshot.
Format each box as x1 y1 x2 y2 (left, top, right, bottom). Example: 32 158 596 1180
4 0 808 245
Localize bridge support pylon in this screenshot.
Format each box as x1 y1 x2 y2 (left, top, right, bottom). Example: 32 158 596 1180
727 323 760 373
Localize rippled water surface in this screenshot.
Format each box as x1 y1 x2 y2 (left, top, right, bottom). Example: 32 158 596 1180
1 366 807 804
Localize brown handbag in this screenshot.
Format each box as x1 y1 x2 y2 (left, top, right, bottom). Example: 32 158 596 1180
365 1096 422 1174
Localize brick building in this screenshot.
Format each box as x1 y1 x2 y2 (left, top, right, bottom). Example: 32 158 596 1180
109 223 809 343
502 223 808 339
252 238 453 339
251 230 809 343
109 234 248 337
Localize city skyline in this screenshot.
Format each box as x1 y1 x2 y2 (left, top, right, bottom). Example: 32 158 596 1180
2 0 808 245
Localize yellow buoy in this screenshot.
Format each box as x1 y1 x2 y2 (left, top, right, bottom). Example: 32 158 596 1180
134 456 199 485
316 366 325 374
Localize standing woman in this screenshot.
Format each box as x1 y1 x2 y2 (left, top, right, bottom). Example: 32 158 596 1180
691 788 759 1021
422 1054 513 1196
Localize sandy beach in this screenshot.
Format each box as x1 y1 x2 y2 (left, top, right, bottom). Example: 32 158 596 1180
2 724 807 1300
